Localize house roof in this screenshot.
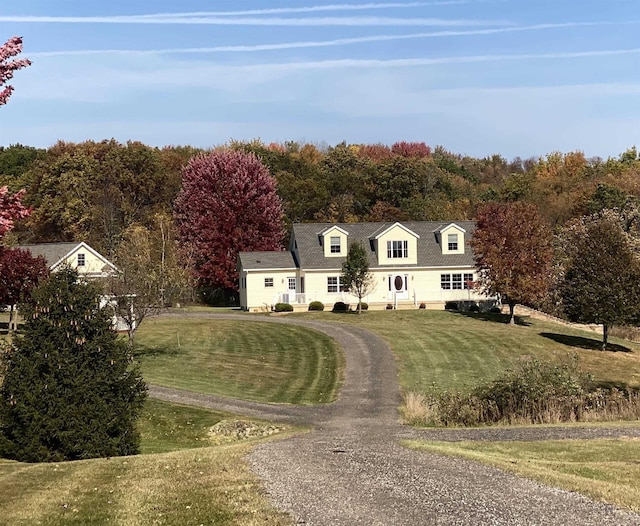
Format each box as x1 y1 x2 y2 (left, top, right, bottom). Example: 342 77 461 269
292 221 476 270
238 251 297 271
18 242 117 272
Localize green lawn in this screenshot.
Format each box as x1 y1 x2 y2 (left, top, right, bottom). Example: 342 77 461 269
408 437 640 512
301 310 640 393
135 317 343 404
0 399 294 525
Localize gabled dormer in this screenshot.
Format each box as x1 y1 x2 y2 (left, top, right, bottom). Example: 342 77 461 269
371 222 419 265
435 223 466 255
318 225 349 258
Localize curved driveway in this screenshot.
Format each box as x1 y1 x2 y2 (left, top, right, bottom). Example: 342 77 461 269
151 313 640 525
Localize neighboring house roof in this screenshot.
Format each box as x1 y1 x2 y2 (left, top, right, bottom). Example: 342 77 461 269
291 221 476 271
18 242 118 274
238 251 297 271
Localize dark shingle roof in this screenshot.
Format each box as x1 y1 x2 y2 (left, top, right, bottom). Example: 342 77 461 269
238 251 297 271
292 221 476 270
18 242 82 268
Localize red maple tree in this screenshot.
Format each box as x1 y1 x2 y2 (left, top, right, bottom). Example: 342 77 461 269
0 247 49 330
174 150 285 291
471 202 553 324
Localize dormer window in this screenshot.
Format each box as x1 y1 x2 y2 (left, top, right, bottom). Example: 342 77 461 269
387 240 408 258
77 253 86 267
330 236 341 253
448 234 458 251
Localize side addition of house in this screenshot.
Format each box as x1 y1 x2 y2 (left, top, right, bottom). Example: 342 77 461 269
238 221 490 311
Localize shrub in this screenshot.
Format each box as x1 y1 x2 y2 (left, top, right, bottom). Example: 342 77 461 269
358 302 369 311
444 301 458 310
332 301 349 312
469 304 480 313
419 302 426 309
402 357 640 427
489 306 502 314
274 302 293 312
308 301 325 311
386 304 394 310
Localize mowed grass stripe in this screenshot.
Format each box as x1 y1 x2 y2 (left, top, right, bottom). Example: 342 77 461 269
301 310 640 392
135 318 342 404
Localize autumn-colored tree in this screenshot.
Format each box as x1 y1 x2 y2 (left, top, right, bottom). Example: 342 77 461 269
391 141 431 158
341 242 375 314
559 214 640 350
110 216 194 346
0 247 49 331
472 202 553 324
0 36 31 106
0 186 30 240
174 150 285 295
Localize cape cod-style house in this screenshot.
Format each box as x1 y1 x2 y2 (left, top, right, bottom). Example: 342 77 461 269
18 242 118 279
238 221 491 311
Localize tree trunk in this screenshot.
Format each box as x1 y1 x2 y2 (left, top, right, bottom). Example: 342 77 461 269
602 323 608 351
357 300 361 314
509 302 516 325
8 304 14 333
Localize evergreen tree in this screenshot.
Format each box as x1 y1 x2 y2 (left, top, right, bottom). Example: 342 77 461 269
0 268 147 462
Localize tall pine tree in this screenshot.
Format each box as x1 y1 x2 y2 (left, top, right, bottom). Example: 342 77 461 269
0 268 147 462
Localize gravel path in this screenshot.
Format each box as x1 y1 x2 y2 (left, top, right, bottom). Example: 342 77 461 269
152 313 640 525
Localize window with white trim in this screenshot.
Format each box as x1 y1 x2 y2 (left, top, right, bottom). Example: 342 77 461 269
330 236 341 253
387 240 408 258
448 234 458 251
264 277 274 288
327 276 346 293
77 253 86 267
442 273 469 290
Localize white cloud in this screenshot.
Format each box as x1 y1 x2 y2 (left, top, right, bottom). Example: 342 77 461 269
139 2 464 17
28 21 637 57
0 15 505 27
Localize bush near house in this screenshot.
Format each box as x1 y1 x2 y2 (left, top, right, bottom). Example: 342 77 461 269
332 301 349 312
308 301 325 311
274 302 293 312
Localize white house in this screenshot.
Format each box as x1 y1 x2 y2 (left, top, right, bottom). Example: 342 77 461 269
238 221 492 311
18 242 117 279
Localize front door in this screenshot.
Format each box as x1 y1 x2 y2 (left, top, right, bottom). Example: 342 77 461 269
388 274 409 300
287 277 297 303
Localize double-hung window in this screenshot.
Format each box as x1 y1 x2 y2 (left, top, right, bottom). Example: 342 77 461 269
452 274 463 290
264 277 274 288
441 274 451 290
330 236 341 254
387 240 408 258
77 253 86 267
448 234 458 251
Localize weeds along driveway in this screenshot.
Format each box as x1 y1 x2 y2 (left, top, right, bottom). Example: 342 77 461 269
152 313 640 525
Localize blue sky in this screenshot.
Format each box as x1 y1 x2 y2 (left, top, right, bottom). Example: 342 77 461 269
0 1 638 158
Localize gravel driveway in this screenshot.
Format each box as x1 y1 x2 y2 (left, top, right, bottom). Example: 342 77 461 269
152 313 640 525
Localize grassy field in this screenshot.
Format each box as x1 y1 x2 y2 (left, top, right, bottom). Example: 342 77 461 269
135 317 343 404
0 399 294 525
408 437 640 512
301 310 640 393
